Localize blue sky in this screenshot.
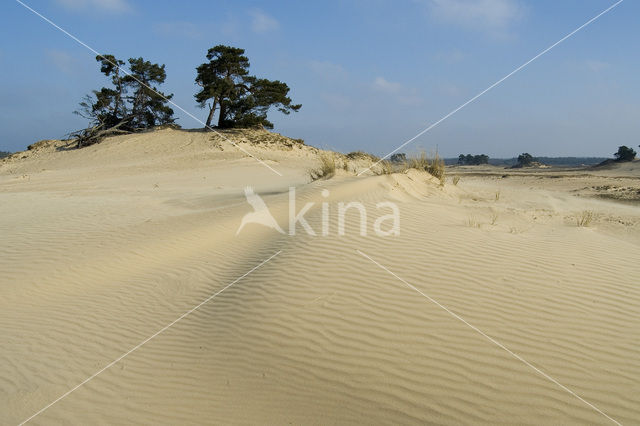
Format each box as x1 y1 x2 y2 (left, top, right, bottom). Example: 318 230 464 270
1 0 638 157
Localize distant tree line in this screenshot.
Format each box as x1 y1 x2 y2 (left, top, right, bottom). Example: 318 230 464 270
458 154 489 165
74 45 300 147
0 151 11 159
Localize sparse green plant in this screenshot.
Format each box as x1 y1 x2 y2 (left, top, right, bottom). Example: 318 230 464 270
452 176 460 186
576 210 595 227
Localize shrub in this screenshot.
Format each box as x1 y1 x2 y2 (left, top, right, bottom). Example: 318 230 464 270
614 146 636 162
346 151 380 162
389 153 407 163
517 153 534 167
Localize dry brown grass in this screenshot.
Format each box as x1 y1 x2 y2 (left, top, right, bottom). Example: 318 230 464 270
408 152 446 185
452 176 460 186
310 152 336 180
378 160 393 175
467 216 481 228
576 210 595 227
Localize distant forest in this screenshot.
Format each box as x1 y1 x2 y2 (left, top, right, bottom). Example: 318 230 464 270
0 151 11 159
444 157 608 167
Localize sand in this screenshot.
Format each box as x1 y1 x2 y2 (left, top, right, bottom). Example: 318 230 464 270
1 129 639 425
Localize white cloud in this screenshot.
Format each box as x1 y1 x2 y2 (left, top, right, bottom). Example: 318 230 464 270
373 77 422 105
47 49 75 74
320 93 352 110
249 9 279 33
55 0 132 13
154 21 203 39
427 0 525 35
309 61 348 81
586 60 611 72
373 77 404 94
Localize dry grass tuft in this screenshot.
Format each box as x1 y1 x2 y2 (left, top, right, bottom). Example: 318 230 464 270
495 191 501 201
378 160 394 175
452 176 460 186
467 217 481 228
576 210 595 227
490 210 499 226
408 152 446 185
310 152 336 180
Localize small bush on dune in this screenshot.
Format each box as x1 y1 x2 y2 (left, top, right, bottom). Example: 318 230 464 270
408 152 445 185
576 210 595 227
346 151 380 162
378 160 393 175
311 152 336 180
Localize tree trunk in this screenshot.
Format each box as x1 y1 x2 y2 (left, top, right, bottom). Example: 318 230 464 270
217 102 227 128
205 100 216 128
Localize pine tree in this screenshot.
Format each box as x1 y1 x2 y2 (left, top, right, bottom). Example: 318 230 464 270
77 55 174 130
195 45 300 129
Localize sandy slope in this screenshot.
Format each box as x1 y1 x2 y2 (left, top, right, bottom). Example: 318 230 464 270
1 129 639 425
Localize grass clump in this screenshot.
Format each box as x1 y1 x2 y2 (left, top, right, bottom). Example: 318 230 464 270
576 210 595 227
452 176 460 186
467 216 481 228
378 160 394 175
310 152 336 180
408 152 446 185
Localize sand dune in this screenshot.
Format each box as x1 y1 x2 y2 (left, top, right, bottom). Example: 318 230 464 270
1 129 639 424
